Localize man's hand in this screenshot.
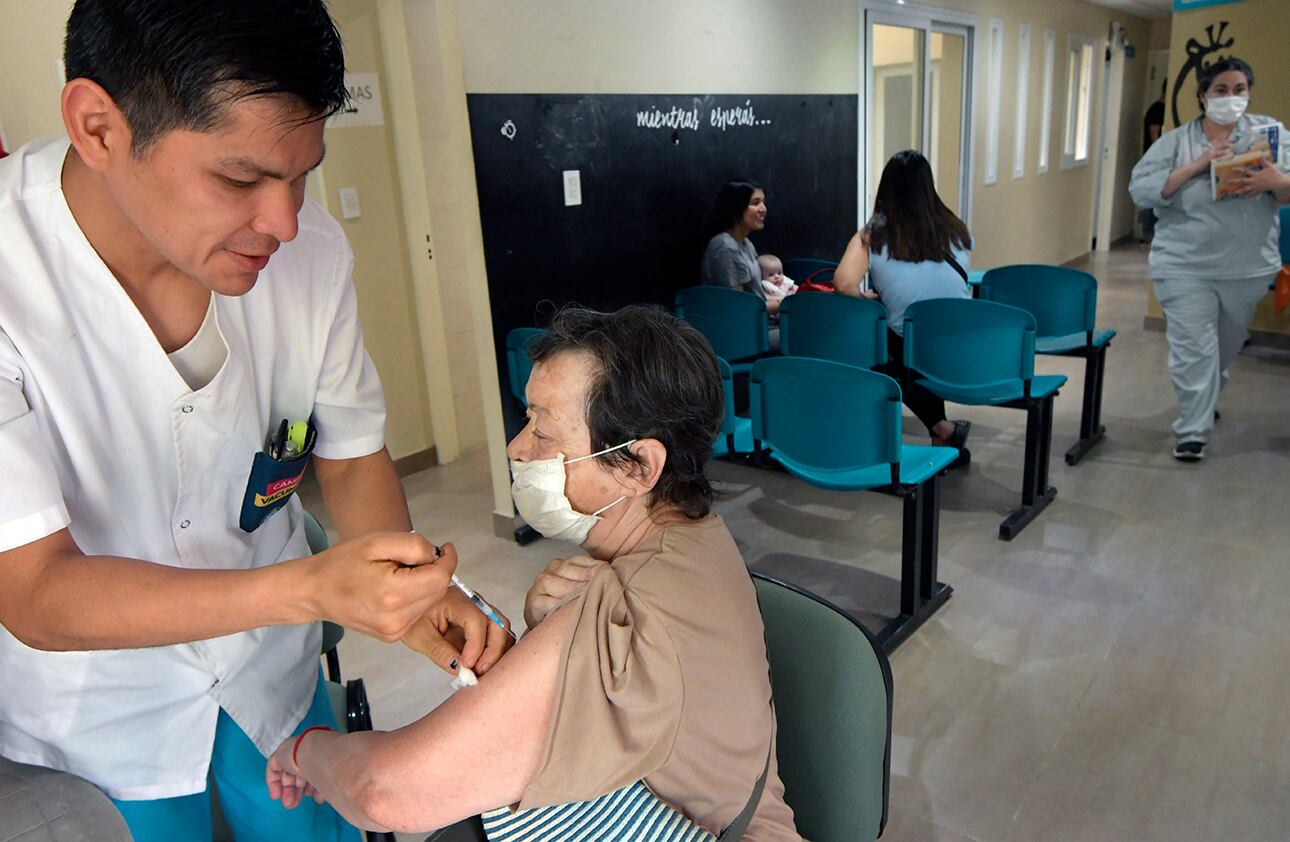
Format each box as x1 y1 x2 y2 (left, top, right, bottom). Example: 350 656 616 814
303 532 451 642
402 545 515 676
524 555 606 628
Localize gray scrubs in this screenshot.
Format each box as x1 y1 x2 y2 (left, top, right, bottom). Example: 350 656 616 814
1128 114 1289 444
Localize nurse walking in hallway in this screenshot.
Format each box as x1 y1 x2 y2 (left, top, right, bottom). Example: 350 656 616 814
1129 57 1290 462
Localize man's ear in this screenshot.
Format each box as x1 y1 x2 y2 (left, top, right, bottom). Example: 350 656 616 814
62 78 132 172
619 439 668 497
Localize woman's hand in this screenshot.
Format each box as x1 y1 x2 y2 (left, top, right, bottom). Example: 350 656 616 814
1233 155 1290 197
267 736 323 810
524 555 605 627
1163 141 1235 199
401 544 515 676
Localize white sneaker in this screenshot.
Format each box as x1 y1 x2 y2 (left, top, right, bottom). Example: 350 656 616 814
1172 441 1205 462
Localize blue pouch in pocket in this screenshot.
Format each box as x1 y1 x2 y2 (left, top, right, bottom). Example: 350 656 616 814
239 422 314 532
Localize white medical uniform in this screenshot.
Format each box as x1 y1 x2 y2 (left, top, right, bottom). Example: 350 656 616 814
0 138 387 799
1129 114 1289 444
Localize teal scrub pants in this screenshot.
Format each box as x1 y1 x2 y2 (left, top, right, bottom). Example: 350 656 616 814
111 671 362 842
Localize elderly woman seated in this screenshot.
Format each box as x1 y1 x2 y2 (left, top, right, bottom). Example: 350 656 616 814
266 305 800 840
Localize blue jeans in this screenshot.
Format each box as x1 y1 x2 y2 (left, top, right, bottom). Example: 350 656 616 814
111 670 361 842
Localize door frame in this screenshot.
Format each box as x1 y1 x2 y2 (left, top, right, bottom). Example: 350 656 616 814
860 0 979 230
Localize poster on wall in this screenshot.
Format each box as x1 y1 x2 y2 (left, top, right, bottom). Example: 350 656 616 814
328 72 385 128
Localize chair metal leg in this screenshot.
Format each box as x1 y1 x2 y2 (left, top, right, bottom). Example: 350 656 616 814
1000 398 1057 541
899 488 922 619
1065 345 1109 465
876 479 953 653
325 649 341 684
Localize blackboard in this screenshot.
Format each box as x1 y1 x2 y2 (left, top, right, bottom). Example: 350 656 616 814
466 93 859 423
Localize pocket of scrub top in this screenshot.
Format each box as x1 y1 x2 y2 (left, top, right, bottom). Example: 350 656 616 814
239 449 312 533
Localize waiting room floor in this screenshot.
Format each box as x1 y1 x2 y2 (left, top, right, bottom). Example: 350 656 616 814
305 243 1290 841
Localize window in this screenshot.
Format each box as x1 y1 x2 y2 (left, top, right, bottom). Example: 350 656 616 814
1038 28 1055 173
1012 24 1031 179
1062 35 1097 168
983 18 1004 185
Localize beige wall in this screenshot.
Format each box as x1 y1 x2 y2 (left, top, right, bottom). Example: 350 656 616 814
0 0 71 148
324 0 435 461
458 0 861 95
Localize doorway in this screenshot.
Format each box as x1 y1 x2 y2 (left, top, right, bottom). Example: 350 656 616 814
862 4 975 226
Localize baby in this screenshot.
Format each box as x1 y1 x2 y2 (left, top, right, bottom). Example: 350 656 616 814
757 254 798 301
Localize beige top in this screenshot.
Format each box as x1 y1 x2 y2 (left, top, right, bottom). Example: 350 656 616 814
519 515 800 840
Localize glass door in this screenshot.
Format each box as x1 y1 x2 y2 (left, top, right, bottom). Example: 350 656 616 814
864 10 973 223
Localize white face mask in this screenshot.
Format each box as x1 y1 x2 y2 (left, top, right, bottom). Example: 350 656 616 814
510 440 636 544
1205 94 1248 126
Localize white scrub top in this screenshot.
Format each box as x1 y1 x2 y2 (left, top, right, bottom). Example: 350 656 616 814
0 138 388 799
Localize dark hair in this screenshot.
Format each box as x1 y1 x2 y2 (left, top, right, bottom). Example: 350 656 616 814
866 150 971 263
702 179 764 240
64 0 348 153
529 305 724 519
1196 56 1254 103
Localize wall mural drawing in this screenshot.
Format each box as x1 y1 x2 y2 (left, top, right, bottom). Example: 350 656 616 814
1171 21 1235 127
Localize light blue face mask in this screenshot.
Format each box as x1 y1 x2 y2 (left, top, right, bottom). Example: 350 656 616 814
509 440 636 544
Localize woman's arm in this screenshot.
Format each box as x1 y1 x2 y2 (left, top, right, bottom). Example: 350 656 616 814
833 232 875 298
269 603 573 833
1161 141 1231 199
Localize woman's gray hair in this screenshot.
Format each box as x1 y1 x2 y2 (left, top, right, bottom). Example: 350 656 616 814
528 305 724 519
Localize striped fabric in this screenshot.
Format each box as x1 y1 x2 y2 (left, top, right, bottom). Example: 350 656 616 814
480 781 716 842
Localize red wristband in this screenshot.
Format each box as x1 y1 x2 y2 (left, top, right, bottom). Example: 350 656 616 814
292 725 332 768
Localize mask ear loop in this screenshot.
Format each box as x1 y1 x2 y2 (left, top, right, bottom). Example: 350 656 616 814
569 440 639 517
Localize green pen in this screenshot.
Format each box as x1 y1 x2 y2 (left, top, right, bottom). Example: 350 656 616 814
283 421 309 458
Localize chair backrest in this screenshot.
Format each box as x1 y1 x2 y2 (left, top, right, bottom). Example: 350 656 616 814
716 356 738 436
1280 206 1290 265
505 327 545 406
902 298 1036 388
750 357 901 475
676 286 769 362
779 292 888 370
303 510 329 554
782 257 839 282
979 264 1098 340
753 573 892 842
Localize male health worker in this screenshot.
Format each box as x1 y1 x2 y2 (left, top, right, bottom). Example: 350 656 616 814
0 2 511 839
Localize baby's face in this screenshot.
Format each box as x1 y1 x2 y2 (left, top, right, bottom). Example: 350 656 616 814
761 259 784 280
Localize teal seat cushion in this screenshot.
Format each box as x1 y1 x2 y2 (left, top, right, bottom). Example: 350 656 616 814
1036 329 1116 354
772 444 956 491
915 373 1066 405
712 416 755 457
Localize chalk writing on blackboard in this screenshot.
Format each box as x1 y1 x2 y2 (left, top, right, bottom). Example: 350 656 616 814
500 119 518 140
636 105 702 131
635 99 772 132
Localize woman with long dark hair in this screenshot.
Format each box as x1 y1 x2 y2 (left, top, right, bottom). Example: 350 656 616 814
834 150 973 455
700 179 778 315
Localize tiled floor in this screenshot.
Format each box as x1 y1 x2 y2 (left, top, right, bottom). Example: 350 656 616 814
304 244 1290 841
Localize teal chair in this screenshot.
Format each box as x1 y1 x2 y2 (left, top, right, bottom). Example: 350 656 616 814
903 299 1066 540
753 572 891 842
712 356 754 459
505 327 544 407
1280 206 1290 265
779 292 888 370
750 357 956 650
979 265 1116 465
676 286 769 375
